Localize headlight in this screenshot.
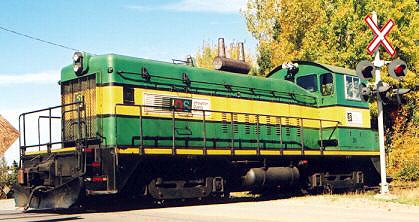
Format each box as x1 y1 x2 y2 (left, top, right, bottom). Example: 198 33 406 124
73 52 82 63
73 52 84 75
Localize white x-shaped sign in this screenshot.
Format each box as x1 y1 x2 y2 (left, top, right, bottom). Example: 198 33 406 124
364 15 396 57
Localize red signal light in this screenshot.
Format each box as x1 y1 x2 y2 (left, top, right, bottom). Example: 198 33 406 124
394 64 406 76
388 59 408 79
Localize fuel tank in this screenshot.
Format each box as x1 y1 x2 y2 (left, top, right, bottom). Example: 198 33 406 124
242 167 300 188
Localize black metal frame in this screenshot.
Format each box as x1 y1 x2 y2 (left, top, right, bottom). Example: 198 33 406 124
18 102 84 164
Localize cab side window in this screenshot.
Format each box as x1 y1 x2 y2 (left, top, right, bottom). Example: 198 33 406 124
320 73 334 96
296 74 318 92
123 87 135 104
345 75 361 100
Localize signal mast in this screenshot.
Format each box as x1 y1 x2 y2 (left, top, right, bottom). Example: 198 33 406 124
356 12 410 195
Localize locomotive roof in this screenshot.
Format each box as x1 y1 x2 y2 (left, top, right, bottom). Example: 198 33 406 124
267 61 356 78
61 54 319 106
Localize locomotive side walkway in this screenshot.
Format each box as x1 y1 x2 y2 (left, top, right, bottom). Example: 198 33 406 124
0 194 418 222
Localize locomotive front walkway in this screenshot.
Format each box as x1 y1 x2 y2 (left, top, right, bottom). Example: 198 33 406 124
0 194 418 222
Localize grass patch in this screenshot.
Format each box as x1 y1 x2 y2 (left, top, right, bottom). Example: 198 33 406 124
334 182 419 206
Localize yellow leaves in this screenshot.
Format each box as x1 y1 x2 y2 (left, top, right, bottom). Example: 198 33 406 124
195 42 218 70
244 0 327 73
244 0 418 72
387 109 419 181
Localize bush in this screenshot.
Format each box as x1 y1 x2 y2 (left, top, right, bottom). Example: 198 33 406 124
0 157 17 199
396 164 419 181
387 98 419 182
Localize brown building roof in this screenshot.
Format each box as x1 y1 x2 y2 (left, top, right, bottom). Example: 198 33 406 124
0 115 19 156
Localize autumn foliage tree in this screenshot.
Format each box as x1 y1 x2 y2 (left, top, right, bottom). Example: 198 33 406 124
243 0 418 181
244 0 417 73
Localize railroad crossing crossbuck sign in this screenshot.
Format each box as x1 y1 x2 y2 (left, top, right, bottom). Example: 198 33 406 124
364 15 396 57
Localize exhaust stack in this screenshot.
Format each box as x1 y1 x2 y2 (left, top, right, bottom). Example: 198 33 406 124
238 42 245 62
218 38 226 58
213 39 250 74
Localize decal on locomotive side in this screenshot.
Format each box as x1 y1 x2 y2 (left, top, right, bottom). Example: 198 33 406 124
170 98 192 112
346 110 363 126
143 93 211 116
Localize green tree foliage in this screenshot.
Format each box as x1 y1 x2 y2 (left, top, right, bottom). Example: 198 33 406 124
244 0 418 180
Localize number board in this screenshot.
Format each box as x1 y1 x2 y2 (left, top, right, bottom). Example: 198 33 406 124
170 98 192 112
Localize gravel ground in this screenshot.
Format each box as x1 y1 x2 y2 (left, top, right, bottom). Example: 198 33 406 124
0 195 418 222
0 198 17 210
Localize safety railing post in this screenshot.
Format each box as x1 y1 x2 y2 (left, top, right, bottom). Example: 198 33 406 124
279 117 283 154
115 105 118 149
139 105 144 155
202 110 207 155
48 109 52 154
230 112 234 155
23 115 26 148
256 115 260 155
300 118 304 155
38 117 41 151
320 120 323 155
172 109 176 155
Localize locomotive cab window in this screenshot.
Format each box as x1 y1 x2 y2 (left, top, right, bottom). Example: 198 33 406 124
296 74 318 92
123 87 135 104
320 73 334 96
345 75 361 100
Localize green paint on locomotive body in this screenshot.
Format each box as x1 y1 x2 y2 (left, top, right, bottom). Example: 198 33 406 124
61 54 379 153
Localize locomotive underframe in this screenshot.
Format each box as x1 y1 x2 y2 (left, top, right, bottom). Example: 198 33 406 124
15 143 380 209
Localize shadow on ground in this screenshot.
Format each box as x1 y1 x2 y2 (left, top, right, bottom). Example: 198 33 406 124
25 190 304 215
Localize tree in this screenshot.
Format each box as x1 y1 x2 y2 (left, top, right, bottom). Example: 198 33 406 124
243 0 418 74
195 41 218 70
0 157 17 199
244 0 418 181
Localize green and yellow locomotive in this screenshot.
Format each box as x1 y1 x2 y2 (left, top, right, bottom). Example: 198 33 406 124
14 42 380 209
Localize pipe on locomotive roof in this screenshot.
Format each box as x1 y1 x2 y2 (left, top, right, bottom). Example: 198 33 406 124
238 42 245 62
217 38 226 58
214 39 250 74
213 57 250 74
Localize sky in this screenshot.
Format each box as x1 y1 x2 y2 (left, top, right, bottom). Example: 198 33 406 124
0 0 257 164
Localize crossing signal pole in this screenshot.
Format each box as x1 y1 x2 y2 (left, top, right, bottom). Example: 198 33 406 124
356 12 410 195
371 11 389 194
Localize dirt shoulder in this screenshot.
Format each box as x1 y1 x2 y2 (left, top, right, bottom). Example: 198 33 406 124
0 198 17 210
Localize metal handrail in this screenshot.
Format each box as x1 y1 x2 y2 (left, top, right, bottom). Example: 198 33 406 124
115 104 341 154
18 101 84 164
116 70 318 106
115 104 341 123
37 116 61 151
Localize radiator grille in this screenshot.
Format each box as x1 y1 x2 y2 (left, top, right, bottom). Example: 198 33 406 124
61 75 96 144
